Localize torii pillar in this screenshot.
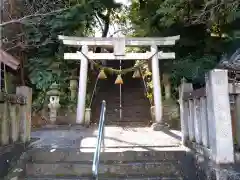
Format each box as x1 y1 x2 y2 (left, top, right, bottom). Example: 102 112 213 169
76 45 88 124
151 45 164 130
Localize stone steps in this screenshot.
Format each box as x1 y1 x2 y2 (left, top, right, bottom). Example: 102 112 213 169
22 139 193 179
91 76 151 125
25 161 182 177
94 97 148 103
6 127 198 180
24 148 187 179
104 121 150 126
25 175 183 180
28 149 185 162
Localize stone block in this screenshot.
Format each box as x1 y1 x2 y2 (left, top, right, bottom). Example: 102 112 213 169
205 69 234 164
200 97 209 148
1 103 9 145
193 98 202 144
188 100 195 141
16 86 32 143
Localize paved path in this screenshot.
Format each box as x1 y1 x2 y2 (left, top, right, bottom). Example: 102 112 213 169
30 126 186 152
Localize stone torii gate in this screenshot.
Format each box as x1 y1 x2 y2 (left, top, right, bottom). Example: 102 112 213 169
58 35 180 129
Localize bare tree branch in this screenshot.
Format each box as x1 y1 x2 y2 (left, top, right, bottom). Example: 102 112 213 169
193 0 239 24
0 6 73 27
4 44 21 52
101 9 111 37
109 27 133 37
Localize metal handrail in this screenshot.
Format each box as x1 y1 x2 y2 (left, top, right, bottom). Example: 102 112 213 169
92 100 106 178
89 77 99 108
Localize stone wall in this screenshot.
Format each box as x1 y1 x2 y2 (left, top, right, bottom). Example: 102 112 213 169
0 86 32 178
0 86 32 145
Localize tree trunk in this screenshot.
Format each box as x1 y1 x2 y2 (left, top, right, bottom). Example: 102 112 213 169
101 9 111 38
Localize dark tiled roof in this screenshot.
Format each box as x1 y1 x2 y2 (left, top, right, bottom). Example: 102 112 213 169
0 49 20 70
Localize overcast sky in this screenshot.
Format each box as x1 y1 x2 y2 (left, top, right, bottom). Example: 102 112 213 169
114 0 131 6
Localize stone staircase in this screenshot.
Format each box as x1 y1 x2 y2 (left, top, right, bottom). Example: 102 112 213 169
6 126 200 180
23 148 195 179
92 74 151 126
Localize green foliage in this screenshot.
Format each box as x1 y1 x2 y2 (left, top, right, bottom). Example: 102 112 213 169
22 0 121 111
129 0 240 89
171 54 218 87
15 0 240 109
139 64 154 106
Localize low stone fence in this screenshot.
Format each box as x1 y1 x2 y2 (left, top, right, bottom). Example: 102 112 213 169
228 83 240 152
0 86 32 146
179 69 235 164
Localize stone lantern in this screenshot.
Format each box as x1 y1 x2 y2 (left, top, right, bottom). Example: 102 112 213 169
47 82 61 124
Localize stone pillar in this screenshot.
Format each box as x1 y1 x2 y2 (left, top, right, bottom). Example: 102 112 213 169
182 102 189 144
235 95 240 148
188 99 195 141
76 45 89 124
200 97 209 147
206 74 214 149
9 103 19 142
16 86 32 143
48 96 60 124
179 79 193 145
69 78 78 101
205 69 234 164
1 101 9 145
193 99 202 144
47 83 61 124
151 45 164 130
162 73 171 100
